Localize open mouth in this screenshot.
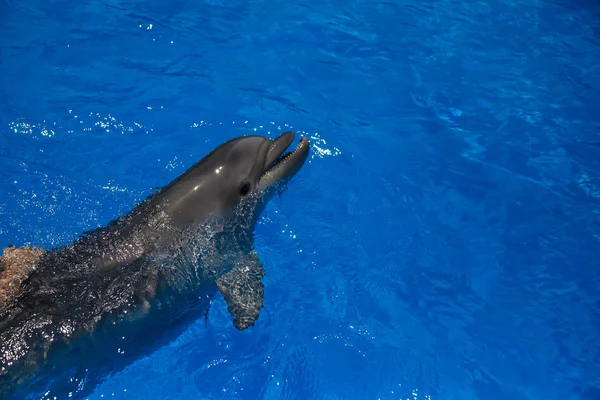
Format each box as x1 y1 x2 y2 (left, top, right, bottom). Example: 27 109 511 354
260 131 310 182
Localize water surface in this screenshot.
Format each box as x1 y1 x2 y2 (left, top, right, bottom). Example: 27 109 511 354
1 0 599 398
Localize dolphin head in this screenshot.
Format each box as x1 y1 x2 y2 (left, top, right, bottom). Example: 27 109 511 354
159 131 310 226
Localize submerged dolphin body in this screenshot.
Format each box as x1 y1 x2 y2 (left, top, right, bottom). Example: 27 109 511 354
0 131 310 399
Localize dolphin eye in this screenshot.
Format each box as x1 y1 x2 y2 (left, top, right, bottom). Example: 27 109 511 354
239 182 250 196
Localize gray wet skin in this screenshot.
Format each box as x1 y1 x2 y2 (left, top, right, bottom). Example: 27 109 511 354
0 131 309 397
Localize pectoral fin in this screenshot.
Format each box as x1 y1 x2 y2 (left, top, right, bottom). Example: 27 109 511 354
216 252 265 330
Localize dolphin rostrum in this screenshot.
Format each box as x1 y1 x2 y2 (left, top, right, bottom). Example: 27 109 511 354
0 131 310 398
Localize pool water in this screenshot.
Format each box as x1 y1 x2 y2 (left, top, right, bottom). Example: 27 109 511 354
1 0 600 399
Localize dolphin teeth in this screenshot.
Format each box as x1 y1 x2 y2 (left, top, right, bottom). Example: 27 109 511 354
264 141 299 173
260 136 308 182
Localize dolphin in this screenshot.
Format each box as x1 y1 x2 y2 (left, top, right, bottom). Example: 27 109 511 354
0 131 310 399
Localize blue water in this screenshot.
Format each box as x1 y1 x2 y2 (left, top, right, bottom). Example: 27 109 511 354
1 0 600 398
